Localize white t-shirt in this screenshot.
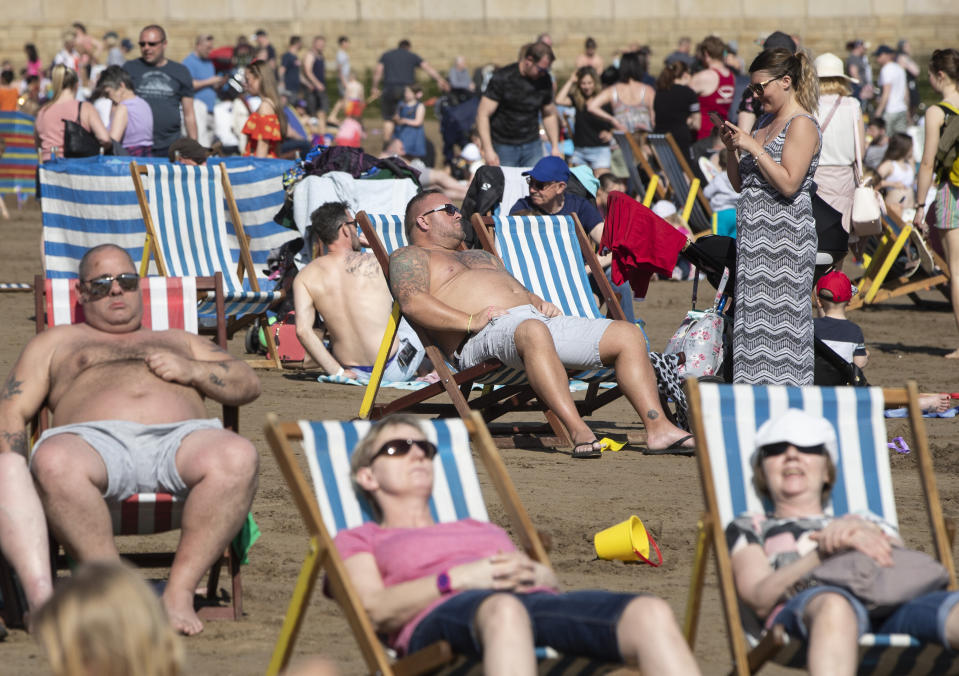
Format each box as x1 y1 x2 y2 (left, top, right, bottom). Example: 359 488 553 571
816 94 863 167
878 62 908 115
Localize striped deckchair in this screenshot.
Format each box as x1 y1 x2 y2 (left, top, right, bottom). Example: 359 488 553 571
0 111 37 198
684 380 958 675
266 411 617 675
356 211 677 447
131 161 283 367
32 273 243 621
647 132 713 232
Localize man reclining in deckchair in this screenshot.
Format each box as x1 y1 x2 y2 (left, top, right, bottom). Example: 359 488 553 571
294 201 429 383
0 244 260 635
389 189 695 458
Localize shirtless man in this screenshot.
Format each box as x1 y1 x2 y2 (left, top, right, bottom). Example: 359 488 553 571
0 244 260 635
389 190 695 458
294 202 426 382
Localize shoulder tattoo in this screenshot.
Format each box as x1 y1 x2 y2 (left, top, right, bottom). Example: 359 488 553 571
389 248 430 301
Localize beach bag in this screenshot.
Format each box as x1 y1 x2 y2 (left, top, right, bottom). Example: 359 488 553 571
62 102 100 158
935 102 959 187
664 267 729 379
851 117 882 236
809 547 948 618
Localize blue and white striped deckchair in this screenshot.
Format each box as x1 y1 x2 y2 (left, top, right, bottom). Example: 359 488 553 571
131 161 284 366
684 380 958 675
265 411 566 675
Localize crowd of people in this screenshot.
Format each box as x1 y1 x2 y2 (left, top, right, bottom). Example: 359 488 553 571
2 20 959 676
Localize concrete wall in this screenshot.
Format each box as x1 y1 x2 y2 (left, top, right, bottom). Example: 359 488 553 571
4 1 958 80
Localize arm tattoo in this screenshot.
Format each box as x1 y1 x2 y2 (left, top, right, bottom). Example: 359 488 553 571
389 248 430 302
217 362 230 372
1 375 23 402
0 430 27 455
209 373 226 387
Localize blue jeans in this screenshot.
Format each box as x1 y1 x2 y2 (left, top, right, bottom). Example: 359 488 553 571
774 585 959 648
493 139 543 167
407 589 636 661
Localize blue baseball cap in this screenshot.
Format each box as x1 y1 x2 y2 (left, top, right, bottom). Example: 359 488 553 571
522 156 570 183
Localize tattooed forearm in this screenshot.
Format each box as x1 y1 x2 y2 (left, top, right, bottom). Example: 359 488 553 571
1 375 23 401
389 248 431 302
209 373 226 387
217 362 230 372
0 430 27 455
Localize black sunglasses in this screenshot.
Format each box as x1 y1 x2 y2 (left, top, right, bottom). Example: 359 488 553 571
525 176 556 191
371 438 438 462
760 442 826 459
748 75 783 98
82 273 139 300
139 40 163 47
419 203 459 218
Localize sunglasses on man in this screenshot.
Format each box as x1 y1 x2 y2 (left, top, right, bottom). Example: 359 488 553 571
759 442 826 459
139 40 163 47
82 273 140 300
371 438 438 463
525 176 557 191
419 203 460 218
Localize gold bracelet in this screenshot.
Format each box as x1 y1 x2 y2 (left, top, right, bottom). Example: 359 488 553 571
466 314 473 334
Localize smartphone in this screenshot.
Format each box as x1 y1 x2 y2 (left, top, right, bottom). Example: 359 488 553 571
709 111 725 129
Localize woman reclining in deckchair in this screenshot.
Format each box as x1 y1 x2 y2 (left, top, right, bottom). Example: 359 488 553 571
727 409 959 676
335 414 701 675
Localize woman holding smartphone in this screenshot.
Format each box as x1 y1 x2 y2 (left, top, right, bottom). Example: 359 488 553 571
719 48 822 386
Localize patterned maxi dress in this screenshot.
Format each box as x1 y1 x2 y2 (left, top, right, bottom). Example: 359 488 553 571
733 113 821 385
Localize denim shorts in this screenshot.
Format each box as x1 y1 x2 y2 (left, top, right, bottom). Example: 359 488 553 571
773 585 959 648
407 589 637 661
570 145 612 170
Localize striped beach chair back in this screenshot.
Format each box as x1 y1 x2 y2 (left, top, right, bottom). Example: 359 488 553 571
298 418 487 537
361 213 408 255
41 276 202 535
0 111 38 197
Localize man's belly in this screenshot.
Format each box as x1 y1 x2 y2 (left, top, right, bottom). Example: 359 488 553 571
51 362 208 426
432 269 530 315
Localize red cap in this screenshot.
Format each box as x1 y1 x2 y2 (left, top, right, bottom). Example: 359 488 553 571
816 270 855 302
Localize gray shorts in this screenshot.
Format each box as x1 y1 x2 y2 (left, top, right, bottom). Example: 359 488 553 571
32 418 223 501
456 305 612 371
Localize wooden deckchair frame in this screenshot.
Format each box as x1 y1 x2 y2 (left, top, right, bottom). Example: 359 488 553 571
646 132 713 232
264 411 556 676
355 211 635 448
129 161 281 368
848 209 950 311
27 273 244 624
683 379 957 675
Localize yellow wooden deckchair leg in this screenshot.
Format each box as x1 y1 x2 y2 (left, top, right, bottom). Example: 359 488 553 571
359 301 400 419
864 224 912 304
267 536 324 676
684 518 711 647
682 178 701 223
642 175 659 207
139 232 153 277
711 211 718 235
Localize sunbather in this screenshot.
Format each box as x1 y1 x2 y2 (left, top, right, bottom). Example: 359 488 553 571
336 414 701 674
1 244 260 635
388 189 695 457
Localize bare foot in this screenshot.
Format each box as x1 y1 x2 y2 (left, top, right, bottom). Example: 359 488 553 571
945 349 959 359
646 428 696 453
163 588 204 636
919 393 952 413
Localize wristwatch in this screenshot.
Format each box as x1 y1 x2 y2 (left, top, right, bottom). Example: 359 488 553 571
436 570 453 595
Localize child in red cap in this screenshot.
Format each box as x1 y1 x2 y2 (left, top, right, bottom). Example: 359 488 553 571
814 270 868 369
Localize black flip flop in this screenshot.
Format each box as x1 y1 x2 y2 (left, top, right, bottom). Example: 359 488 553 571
643 434 695 456
571 440 603 459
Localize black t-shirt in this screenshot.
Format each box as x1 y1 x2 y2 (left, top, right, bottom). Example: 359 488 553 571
484 63 553 146
573 104 612 148
281 52 301 93
123 58 194 152
379 48 422 87
653 84 700 158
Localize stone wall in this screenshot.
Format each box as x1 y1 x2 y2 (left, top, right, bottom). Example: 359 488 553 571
4 1 958 80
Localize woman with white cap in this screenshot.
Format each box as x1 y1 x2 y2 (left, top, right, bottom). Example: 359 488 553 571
727 409 959 676
812 53 865 235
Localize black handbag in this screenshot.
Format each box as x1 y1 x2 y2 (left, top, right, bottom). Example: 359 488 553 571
62 102 101 158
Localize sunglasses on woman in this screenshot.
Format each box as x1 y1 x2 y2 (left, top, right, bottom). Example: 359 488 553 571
748 75 784 98
760 442 826 459
371 438 438 462
82 273 140 300
419 203 460 218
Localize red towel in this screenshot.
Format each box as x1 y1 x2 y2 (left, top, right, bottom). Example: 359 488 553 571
600 191 688 298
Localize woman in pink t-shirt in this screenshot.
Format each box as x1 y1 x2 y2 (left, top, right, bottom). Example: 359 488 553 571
333 414 700 674
34 64 111 162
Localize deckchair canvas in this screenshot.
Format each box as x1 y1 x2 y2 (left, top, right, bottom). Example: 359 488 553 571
646 132 712 232
130 161 282 367
355 211 647 448
684 379 957 675
265 411 623 675
848 209 950 310
31 273 244 622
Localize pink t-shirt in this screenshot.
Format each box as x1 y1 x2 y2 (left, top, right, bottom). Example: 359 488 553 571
334 518 549 654
36 99 90 162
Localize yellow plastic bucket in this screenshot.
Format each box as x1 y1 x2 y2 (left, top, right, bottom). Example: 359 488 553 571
593 515 662 566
